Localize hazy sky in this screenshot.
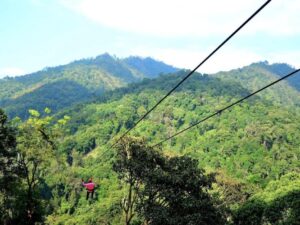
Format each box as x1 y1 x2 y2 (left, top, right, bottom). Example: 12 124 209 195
0 0 299 78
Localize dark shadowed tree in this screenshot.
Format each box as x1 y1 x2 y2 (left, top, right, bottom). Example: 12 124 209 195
113 136 225 225
137 155 225 225
233 172 300 225
264 190 300 225
0 108 20 225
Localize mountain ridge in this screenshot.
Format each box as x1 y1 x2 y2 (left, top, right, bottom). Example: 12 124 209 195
1 55 299 120
0 53 178 118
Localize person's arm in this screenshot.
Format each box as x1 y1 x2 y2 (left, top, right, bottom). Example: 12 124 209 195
81 178 86 187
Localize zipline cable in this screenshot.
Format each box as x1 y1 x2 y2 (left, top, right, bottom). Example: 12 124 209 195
110 0 272 148
151 68 300 148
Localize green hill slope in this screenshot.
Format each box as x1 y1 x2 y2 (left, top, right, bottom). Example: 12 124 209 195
257 61 300 91
1 80 92 119
213 62 300 106
44 67 300 224
59 69 299 181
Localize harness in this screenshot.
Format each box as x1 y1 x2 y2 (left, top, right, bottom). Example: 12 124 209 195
87 187 94 192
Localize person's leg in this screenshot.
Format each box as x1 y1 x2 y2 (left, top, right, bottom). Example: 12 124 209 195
91 190 94 199
86 191 89 200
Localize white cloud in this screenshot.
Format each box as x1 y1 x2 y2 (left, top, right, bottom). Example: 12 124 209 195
266 51 300 69
60 0 300 37
126 45 264 73
243 0 300 36
59 0 300 70
0 68 25 78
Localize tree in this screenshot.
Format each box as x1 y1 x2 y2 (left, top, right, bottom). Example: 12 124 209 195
264 190 300 225
137 156 224 225
233 198 266 225
16 109 67 224
113 136 224 225
113 137 159 225
233 172 300 225
211 170 257 222
0 109 20 225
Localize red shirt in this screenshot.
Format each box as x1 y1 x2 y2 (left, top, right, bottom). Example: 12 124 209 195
82 182 95 192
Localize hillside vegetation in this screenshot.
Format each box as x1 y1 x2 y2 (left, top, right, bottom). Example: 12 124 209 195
0 60 299 225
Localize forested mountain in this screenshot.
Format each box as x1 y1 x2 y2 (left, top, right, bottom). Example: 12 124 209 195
44 66 299 224
0 53 178 119
1 59 300 224
57 68 300 183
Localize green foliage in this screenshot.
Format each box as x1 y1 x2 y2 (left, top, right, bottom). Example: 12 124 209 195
59 70 300 186
44 67 300 224
15 109 63 224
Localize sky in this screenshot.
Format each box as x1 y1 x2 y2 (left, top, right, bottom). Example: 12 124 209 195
0 0 299 78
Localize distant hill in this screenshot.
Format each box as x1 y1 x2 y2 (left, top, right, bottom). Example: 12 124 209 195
1 57 299 119
213 61 300 106
0 53 178 118
123 56 178 78
253 61 300 91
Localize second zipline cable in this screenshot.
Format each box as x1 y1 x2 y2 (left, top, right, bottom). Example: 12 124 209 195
151 68 300 148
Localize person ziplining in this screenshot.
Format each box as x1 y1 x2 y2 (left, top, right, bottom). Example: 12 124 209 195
81 178 96 200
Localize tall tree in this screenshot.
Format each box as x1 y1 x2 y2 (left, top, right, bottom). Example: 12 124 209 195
113 136 225 225
113 137 159 225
